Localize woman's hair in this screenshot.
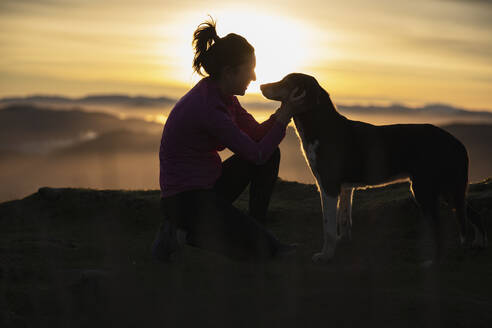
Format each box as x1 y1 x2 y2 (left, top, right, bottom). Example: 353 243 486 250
192 18 255 78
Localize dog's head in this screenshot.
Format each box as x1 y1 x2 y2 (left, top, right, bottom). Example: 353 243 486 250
260 73 327 108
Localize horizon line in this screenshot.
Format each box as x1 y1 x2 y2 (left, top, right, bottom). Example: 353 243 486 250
1 92 492 113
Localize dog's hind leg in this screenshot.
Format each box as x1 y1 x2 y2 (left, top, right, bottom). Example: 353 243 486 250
337 186 354 241
312 188 338 263
453 196 468 246
447 183 487 249
467 203 488 249
411 180 442 266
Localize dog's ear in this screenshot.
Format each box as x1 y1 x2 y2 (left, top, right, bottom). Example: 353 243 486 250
293 88 305 98
305 76 323 106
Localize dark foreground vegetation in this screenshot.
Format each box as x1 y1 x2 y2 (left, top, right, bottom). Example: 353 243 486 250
1 179 491 327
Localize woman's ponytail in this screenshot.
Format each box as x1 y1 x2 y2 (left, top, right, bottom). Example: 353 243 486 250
192 18 220 77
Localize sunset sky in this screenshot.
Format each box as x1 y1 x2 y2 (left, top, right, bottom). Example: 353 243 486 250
1 0 491 110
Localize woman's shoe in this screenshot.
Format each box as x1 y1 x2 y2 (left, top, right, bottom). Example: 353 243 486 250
151 221 180 262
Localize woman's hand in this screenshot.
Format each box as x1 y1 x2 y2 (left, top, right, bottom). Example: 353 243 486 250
275 87 307 124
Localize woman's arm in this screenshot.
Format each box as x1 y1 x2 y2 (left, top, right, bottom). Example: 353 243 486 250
234 100 278 142
204 105 287 165
206 89 304 164
234 88 306 140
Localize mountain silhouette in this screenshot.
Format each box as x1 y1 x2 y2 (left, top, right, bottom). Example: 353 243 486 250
0 94 175 108
2 94 492 122
0 104 161 153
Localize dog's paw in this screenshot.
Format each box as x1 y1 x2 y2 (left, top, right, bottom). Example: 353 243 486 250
312 252 333 263
472 233 488 249
459 234 466 247
337 233 352 244
471 225 488 249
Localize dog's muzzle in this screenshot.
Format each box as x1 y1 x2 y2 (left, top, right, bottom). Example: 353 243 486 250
260 83 282 101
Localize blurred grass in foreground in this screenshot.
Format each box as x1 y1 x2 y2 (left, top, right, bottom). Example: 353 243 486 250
0 179 491 327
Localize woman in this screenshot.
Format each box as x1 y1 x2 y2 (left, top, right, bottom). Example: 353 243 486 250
152 18 304 261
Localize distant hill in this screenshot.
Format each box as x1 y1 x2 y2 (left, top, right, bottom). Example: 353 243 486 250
2 93 492 123
0 104 162 153
0 179 491 327
335 103 492 125
338 103 492 116
0 94 175 108
443 124 492 147
1 103 491 182
55 129 160 155
442 124 492 182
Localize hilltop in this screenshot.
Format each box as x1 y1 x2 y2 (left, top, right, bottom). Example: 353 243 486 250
1 179 491 327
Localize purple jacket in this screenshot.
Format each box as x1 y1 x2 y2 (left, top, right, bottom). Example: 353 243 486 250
159 77 287 198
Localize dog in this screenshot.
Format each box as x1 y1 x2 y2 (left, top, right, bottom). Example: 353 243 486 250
260 73 488 263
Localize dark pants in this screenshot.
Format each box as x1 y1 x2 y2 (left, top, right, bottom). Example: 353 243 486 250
161 148 282 260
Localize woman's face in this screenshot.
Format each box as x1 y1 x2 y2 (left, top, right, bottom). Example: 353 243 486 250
228 54 256 96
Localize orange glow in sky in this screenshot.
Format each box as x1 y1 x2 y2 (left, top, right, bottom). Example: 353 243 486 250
155 7 324 93
1 0 492 110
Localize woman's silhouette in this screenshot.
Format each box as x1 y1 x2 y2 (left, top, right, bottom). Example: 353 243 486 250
152 18 304 261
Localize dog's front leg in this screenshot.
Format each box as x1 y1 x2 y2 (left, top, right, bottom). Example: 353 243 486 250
312 189 338 263
337 187 354 241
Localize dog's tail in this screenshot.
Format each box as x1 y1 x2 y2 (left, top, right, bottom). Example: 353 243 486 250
465 201 488 249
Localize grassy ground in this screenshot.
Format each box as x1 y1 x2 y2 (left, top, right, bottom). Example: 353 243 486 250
1 179 491 328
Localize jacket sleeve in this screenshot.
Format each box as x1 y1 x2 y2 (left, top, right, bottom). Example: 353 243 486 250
233 99 278 142
203 105 286 164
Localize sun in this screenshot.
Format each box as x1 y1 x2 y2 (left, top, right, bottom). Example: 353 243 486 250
159 8 320 94
213 10 316 93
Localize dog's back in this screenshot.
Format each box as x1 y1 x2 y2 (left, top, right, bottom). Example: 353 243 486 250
294 106 467 196
344 122 469 191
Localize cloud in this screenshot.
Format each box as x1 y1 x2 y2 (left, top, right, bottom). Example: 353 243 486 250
405 36 492 65
0 0 69 15
1 0 61 5
447 0 492 5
